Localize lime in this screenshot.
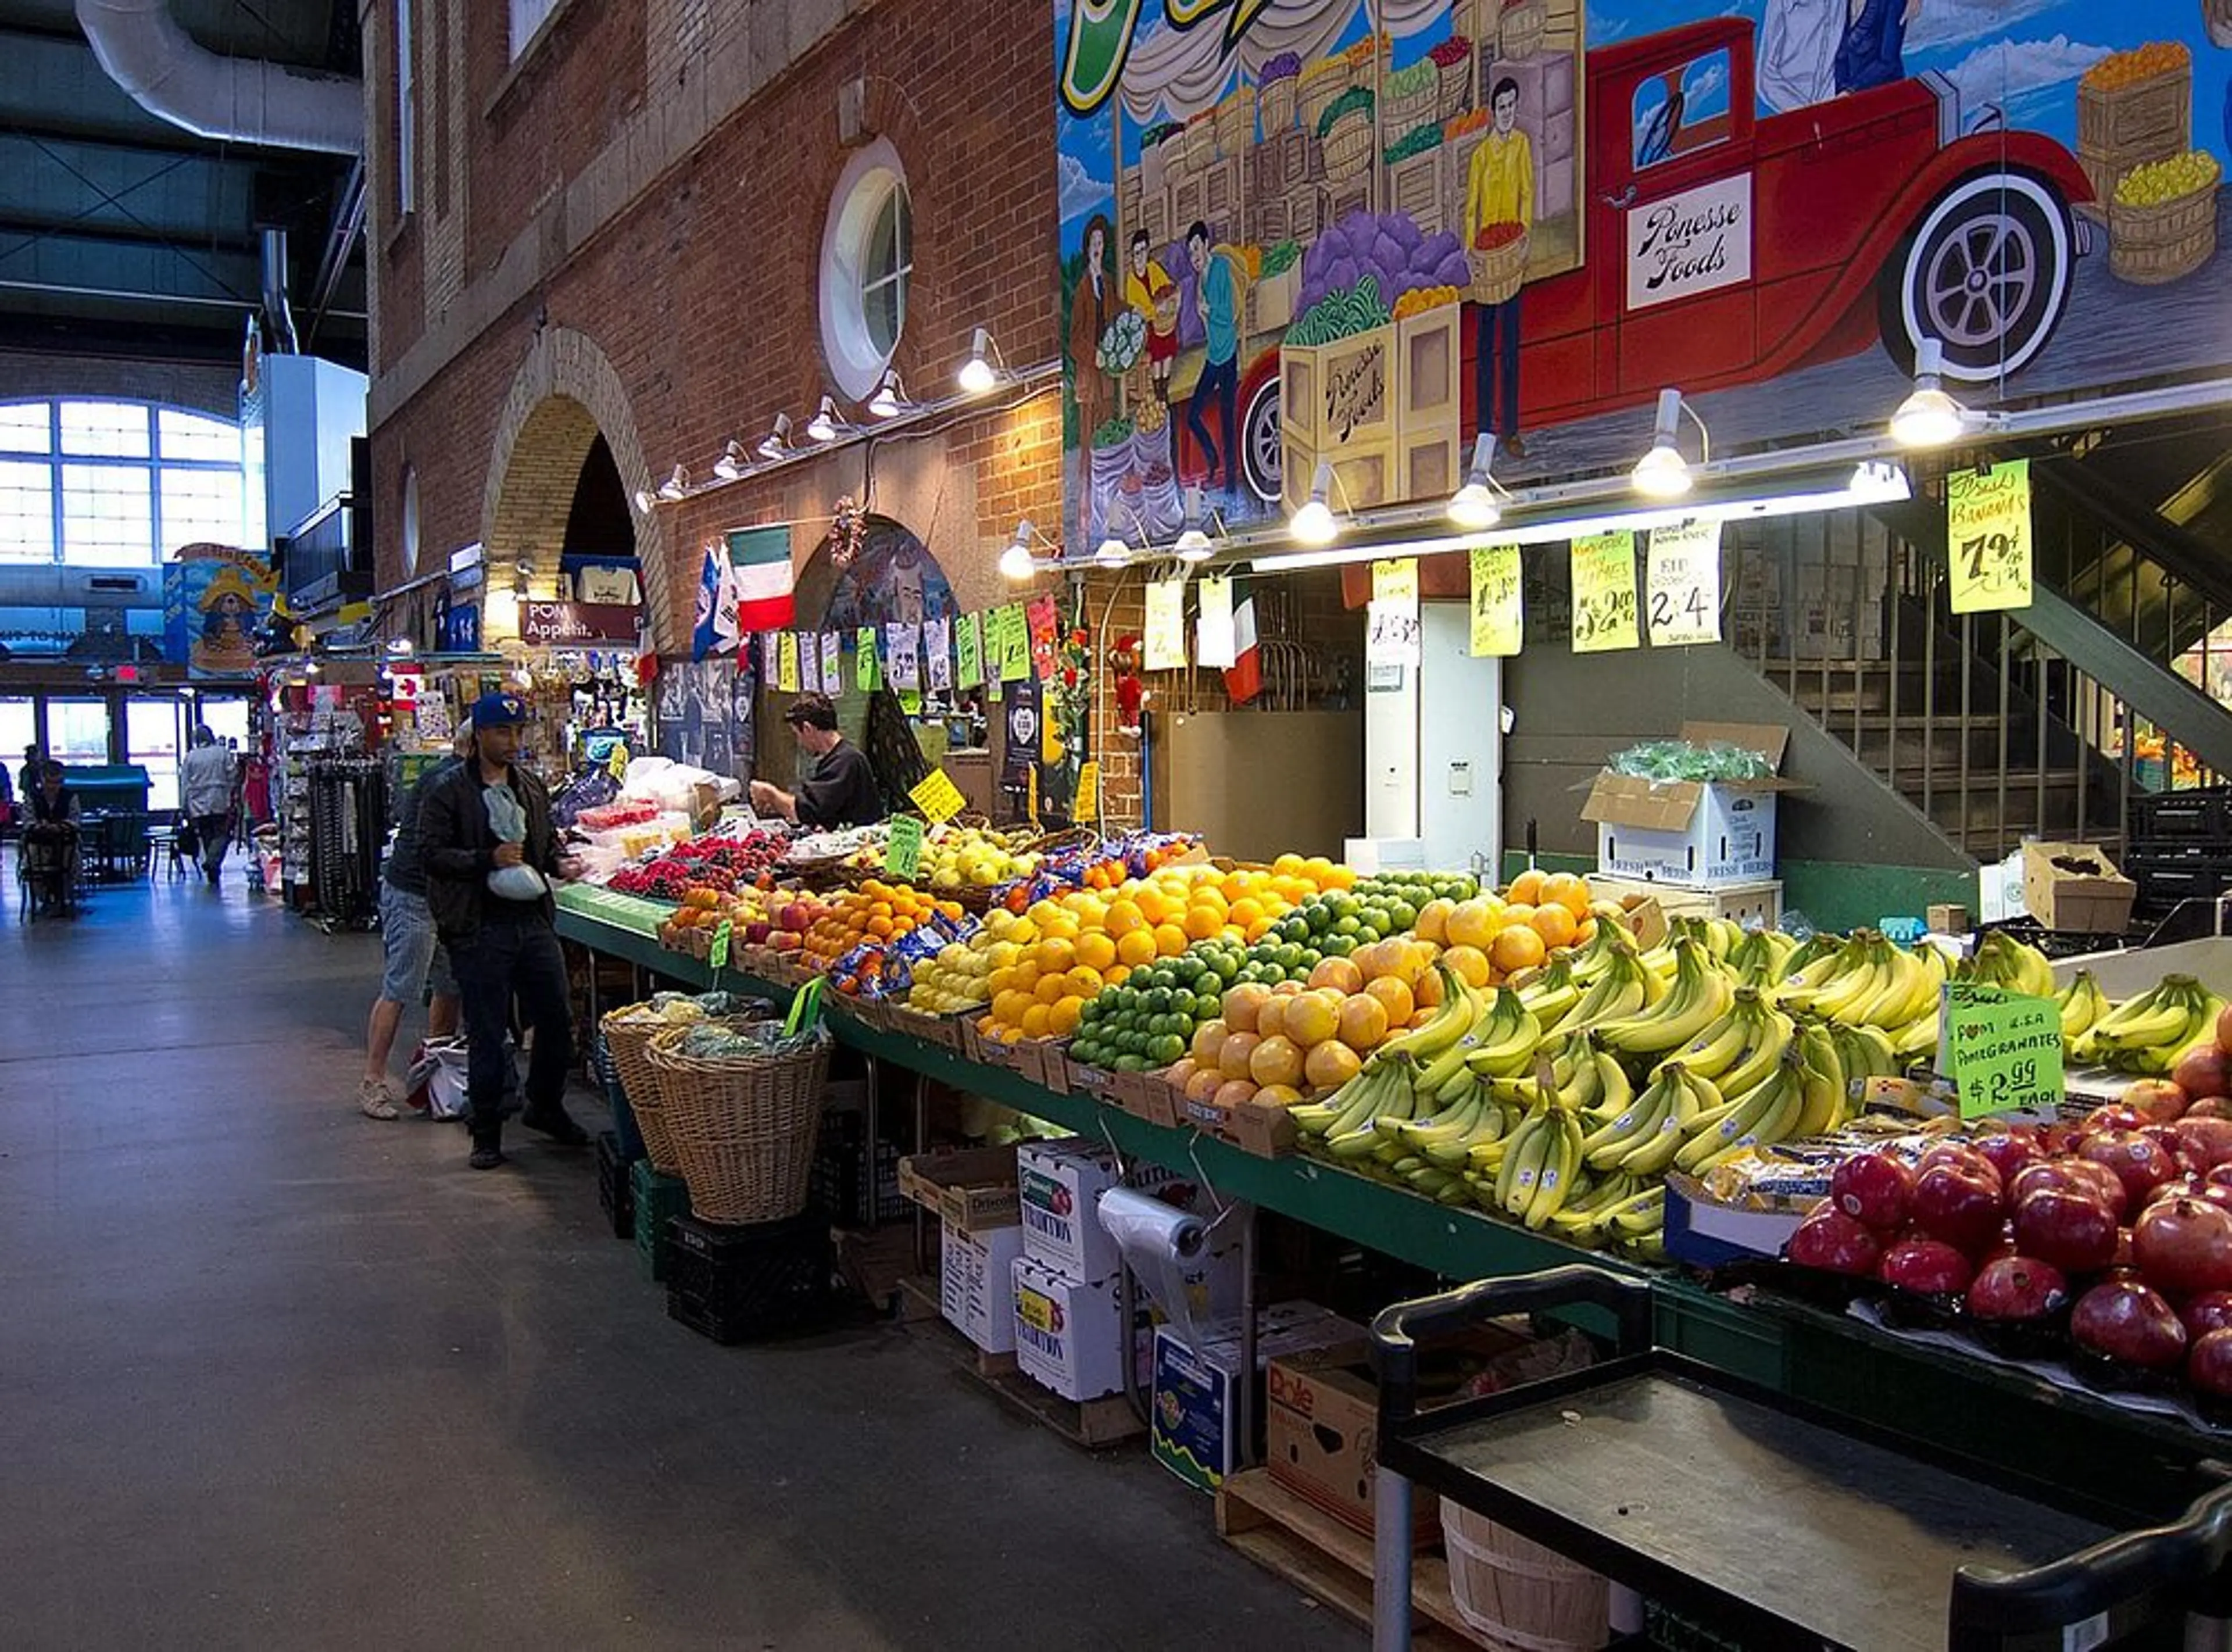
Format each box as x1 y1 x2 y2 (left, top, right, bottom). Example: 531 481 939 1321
1150 1034 1186 1065
1322 934 1355 957
1334 914 1361 938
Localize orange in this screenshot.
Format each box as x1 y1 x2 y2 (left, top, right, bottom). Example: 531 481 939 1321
1507 868 1547 906
1284 991 1339 1049
1443 945 1493 989
1338 993 1391 1050
1185 1067 1225 1102
1035 974 1069 1006
993 989 1032 1025
1414 968 1444 1009
1047 997 1083 1036
1415 898 1454 944
1308 956 1364 995
1064 966 1106 999
1304 1039 1362 1091
1117 929 1158 967
1444 900 1497 951
1021 1003 1052 1038
1256 1083 1305 1107
1228 897 1265 931
1154 922 1189 957
1191 1020 1229 1063
1212 1078 1260 1109
1543 872 1593 919
1106 965 1131 986
1076 932 1117 972
1491 925 1548 975
1273 852 1307 877
1363 976 1414 1027
1105 900 1147 938
1184 904 1224 942
1038 937 1076 974
1250 1035 1306 1089
1530 904 1579 950
1224 984 1269 1037
1133 886 1172 925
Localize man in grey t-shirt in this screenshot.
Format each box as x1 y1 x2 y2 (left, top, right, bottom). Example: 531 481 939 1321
357 723 471 1118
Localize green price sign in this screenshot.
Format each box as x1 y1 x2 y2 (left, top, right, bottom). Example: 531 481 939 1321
1945 982 2064 1121
885 816 924 879
708 920 731 971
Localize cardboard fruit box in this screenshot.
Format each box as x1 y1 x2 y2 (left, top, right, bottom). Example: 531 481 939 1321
1580 721 1804 889
2022 841 2137 935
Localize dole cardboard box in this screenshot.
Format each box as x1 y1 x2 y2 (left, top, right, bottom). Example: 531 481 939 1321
1580 722 1803 889
940 1219 1025 1355
1011 1254 1153 1402
1151 1305 1365 1493
1016 1136 1175 1283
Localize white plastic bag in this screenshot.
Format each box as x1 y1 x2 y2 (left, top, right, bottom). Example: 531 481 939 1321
482 783 550 900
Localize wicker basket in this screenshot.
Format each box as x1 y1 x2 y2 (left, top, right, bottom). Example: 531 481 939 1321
1500 2 1545 61
1184 113 1220 171
1385 78 1437 135
1454 0 1504 48
646 1022 832 1224
1442 1503 1611 1652
600 1005 690 1174
1436 50 1473 121
1215 87 1257 153
1299 60 1346 134
2109 187 2217 285
1261 76 1297 133
1322 110 1374 185
1469 229 1530 303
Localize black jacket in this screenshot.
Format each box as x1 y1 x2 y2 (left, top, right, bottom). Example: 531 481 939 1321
419 760 563 944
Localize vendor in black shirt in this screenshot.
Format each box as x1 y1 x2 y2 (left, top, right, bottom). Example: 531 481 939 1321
751 693 882 828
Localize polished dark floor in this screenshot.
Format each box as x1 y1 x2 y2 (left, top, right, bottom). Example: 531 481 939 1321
0 863 1358 1650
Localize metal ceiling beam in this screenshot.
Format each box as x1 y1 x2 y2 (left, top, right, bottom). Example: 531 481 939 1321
0 120 274 163
0 212 256 252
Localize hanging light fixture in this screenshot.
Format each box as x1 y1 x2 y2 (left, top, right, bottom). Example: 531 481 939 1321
1446 434 1504 529
866 369 915 419
656 463 691 502
1174 484 1221 562
1630 389 1705 500
1889 338 1969 448
804 395 855 443
756 412 795 461
1289 460 1342 546
713 439 750 481
999 520 1042 581
1094 535 1131 568
958 326 1007 395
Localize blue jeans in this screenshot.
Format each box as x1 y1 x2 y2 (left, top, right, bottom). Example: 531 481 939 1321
1475 296 1521 439
1187 354 1240 489
450 914 573 1146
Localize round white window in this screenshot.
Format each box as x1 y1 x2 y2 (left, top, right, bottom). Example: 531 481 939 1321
819 140 913 401
400 465 421 573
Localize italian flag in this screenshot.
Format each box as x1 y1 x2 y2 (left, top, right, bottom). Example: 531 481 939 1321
1224 584 1261 706
725 525 795 631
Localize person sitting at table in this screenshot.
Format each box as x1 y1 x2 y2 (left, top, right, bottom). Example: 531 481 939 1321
23 761 80 915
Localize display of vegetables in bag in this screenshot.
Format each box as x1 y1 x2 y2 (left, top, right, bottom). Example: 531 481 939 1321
1097 309 1147 375
1383 56 1439 101
1089 414 1135 449
1315 86 1375 141
1383 121 1444 166
1261 239 1303 277
1286 275 1391 345
483 785 551 900
1390 285 1461 320
1608 739 1775 782
1294 210 1470 330
1260 51 1300 83
1429 35 1473 67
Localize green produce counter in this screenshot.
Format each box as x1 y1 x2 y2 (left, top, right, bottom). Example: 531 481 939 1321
555 889 2224 1514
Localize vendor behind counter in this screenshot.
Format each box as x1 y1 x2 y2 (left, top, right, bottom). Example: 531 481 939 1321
749 693 881 828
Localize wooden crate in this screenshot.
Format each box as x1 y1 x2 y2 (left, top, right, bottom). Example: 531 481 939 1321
1256 125 1309 199
2109 187 2217 285
1329 175 1373 226
1140 187 1172 253
1247 193 1293 253
1203 153 1244 223
2079 64 2192 158
1587 874 1783 931
1216 1471 1489 1650
1389 146 1447 238
1280 321 1398 513
1287 182 1327 240
1284 430 1396 513
1398 423 1464 502
1396 303 1464 434
1172 175 1205 235
1253 262 1301 332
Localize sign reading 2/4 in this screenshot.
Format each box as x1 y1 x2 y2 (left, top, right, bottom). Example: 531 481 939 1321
1646 519 1722 647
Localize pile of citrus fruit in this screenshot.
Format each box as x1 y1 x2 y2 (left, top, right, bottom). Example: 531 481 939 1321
802 879 968 973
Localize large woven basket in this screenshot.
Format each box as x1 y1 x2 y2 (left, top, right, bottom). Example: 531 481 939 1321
1184 113 1220 170
599 1004 689 1174
1500 2 1545 61
1323 110 1374 184
1299 61 1346 134
1261 77 1297 133
1437 51 1473 121
1469 230 1530 305
1455 0 1503 48
646 1023 832 1224
1385 79 1437 134
1215 87 1257 153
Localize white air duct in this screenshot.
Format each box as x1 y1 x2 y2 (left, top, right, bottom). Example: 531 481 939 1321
76 0 362 155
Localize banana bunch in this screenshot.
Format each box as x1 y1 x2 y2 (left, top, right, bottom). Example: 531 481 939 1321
2078 973 2227 1075
1543 1172 1664 1254
1668 914 1751 961
1672 1042 1841 1175
1579 1061 1722 1177
1725 927 1801 988
1825 1021 1901 1091
1562 918 1639 985
1562 939 1662 1031
1294 1057 1425 1158
1958 931 2056 999
1775 930 1944 1035
1654 984 1796 1095
1592 936 1733 1059
2056 970 2110 1048
1371 961 1483 1068
1515 955 1582 1036
1482 1098 1586 1230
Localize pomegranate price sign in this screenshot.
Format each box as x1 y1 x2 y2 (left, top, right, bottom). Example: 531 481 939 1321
1944 982 2063 1121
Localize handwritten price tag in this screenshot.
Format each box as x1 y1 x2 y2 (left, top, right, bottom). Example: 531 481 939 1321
1948 459 2032 614
855 627 881 691
1372 559 1419 606
1367 599 1422 666
606 741 630 782
821 631 842 691
1945 982 2063 1121
1144 578 1186 670
910 767 967 824
708 920 731 971
1075 759 1100 823
884 815 924 879
954 613 982 688
777 631 800 692
1646 519 1722 647
1571 531 1639 653
1468 543 1522 657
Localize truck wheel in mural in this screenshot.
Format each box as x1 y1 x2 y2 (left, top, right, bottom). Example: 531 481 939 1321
1882 171 2077 382
1241 375 1283 505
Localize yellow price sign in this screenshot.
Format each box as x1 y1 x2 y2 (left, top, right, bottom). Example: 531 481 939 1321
1372 558 1419 606
606 741 630 781
1646 519 1722 647
1571 531 1639 653
1143 579 1186 671
1075 759 1100 823
1468 544 1522 657
777 631 800 692
910 767 968 824
1948 459 2033 614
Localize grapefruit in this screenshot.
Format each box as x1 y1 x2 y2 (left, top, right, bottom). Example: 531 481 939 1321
1309 956 1364 995
1491 926 1548 975
1305 1040 1363 1090
1415 897 1454 944
1445 900 1497 950
1222 982 1270 1032
1339 993 1392 1049
1443 945 1492 989
1256 995 1291 1041
1250 1035 1307 1089
1212 1078 1260 1110
1191 1019 1229 1063
1365 976 1415 1025
1285 992 1340 1049
1256 1084 1305 1107
1218 1031 1263 1079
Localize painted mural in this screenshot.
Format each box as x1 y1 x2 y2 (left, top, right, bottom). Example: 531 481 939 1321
163 546 278 678
1057 0 2232 553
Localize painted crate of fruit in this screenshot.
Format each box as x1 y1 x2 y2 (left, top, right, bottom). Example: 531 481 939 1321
2076 45 2193 214
2109 153 2220 285
1280 324 1396 513
1393 300 1465 499
1253 242 1303 333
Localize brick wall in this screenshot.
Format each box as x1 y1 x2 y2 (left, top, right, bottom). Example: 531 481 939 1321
0 351 239 420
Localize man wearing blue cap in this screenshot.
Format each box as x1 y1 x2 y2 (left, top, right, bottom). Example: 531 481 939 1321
419 691 587 1170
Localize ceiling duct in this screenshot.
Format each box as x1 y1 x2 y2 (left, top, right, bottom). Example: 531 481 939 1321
262 227 299 355
0 568 159 607
75 0 362 156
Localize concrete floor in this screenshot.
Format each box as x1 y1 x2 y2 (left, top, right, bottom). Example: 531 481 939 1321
0 867 1362 1651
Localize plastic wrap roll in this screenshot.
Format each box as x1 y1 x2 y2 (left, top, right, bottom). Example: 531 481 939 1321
1098 1186 1210 1342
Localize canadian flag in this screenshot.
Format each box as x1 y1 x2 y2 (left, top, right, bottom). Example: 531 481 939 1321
1222 584 1261 705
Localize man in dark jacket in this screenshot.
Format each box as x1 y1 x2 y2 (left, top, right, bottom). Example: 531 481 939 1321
420 691 586 1170
749 693 882 828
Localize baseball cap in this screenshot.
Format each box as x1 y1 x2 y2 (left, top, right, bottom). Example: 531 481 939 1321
471 691 530 728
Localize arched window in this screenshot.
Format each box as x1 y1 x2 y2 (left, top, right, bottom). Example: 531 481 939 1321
0 399 251 567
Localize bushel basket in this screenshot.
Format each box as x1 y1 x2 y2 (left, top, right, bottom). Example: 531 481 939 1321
600 1004 689 1174
646 1020 832 1224
1469 230 1530 304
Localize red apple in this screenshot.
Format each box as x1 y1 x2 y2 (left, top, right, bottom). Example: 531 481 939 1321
2174 1117 2232 1172
2181 1291 2232 1340
2217 1001 2232 1056
1787 1208 1883 1276
2125 1080 2191 1125
1877 1238 1976 1296
2072 1279 2188 1371
1968 1256 2071 1323
2191 1097 2232 1121
2080 1129 2183 1206
2011 1186 2121 1273
2190 1329 2232 1399
1971 1131 2038 1188
1830 1153 1913 1234
1911 1164 2007 1256
1917 1143 2003 1189
2175 1046 2232 1103
2134 1197 2232 1297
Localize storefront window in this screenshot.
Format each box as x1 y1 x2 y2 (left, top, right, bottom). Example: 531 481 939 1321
0 697 33 783
127 699 183 813
47 698 110 767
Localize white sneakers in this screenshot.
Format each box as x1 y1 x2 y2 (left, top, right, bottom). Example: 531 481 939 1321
357 1077 400 1120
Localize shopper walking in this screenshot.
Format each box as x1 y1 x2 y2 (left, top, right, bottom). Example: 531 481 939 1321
419 692 586 1170
179 727 236 885
749 693 882 828
358 723 471 1119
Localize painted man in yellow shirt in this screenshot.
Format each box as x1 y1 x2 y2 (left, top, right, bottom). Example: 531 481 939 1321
1126 228 1178 403
1464 77 1534 458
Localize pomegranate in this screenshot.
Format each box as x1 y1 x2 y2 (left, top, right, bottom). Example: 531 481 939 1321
1967 1256 2071 1324
1877 1239 1975 1297
2079 1129 2182 1206
2071 1279 2188 1372
2174 1046 2232 1103
2191 1097 2232 1121
2011 1159 2131 1221
1917 1143 2003 1188
2080 1103 2147 1138
2126 1079 2191 1124
2181 1291 2232 1340
2133 1197 2232 1297
1971 1131 2038 1187
1786 1208 1883 1276
1910 1164 2007 1257
1830 1153 1913 1234
2174 1116 2232 1172
2011 1186 2120 1274
2190 1329 2232 1400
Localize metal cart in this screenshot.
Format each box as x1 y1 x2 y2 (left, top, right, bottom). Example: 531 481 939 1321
1370 1265 2232 1651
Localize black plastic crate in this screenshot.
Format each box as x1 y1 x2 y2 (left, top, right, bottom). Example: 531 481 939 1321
663 1210 835 1344
812 1111 906 1229
632 1160 690 1282
595 1131 638 1241
2131 786 2232 848
2126 850 2232 914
